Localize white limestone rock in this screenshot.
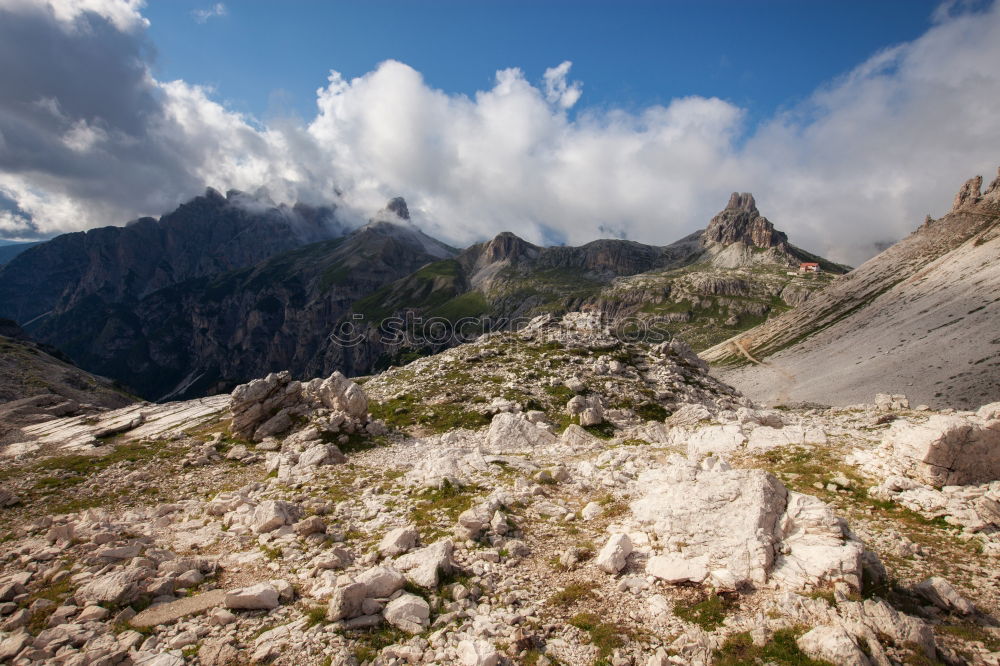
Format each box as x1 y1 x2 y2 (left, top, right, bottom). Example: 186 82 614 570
484 412 557 453
913 577 976 615
224 583 279 610
630 457 864 591
327 582 366 621
393 540 454 588
797 625 871 666
251 500 299 534
645 554 709 584
595 533 632 574
383 593 430 634
881 414 1000 485
457 639 500 666
670 424 746 458
379 526 419 558
356 566 406 598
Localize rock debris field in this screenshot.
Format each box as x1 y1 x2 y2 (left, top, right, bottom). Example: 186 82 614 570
0 313 998 666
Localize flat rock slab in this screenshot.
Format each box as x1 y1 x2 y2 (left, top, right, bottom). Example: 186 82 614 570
21 395 229 451
130 589 227 628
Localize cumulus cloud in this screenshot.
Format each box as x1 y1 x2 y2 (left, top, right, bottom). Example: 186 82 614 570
0 0 999 264
192 2 225 24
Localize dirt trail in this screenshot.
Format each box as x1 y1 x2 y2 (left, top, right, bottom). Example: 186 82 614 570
731 338 799 405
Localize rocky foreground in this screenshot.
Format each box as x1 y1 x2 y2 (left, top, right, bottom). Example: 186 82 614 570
0 314 998 665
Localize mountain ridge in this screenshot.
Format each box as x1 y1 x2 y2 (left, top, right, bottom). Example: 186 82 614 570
0 190 844 402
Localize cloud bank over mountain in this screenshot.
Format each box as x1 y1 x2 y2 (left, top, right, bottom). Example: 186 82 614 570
1 0 999 264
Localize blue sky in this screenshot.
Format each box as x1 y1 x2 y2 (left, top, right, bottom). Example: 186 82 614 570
1 0 999 264
144 0 941 128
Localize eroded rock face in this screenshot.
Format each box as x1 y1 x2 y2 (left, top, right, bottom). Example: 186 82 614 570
629 456 864 591
952 174 984 211
881 414 1000 486
230 370 371 441
703 192 789 249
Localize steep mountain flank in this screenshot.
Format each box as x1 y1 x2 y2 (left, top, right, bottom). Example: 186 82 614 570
0 188 346 325
703 169 1000 409
25 206 457 401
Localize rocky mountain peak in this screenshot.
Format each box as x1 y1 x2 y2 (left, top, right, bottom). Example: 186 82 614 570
725 192 758 214
482 231 535 264
952 175 983 211
385 197 410 221
952 168 1000 212
703 192 788 249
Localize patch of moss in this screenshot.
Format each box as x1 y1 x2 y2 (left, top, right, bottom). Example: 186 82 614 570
351 626 411 662
674 593 733 631
548 581 596 607
714 628 833 666
408 481 480 538
568 612 627 662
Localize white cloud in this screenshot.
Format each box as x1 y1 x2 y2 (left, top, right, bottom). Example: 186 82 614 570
0 0 999 265
543 61 582 110
0 0 148 31
192 2 226 24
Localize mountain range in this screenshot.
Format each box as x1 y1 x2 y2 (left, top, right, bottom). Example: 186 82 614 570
0 188 843 401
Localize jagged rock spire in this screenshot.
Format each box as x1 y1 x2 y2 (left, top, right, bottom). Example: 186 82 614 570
952 175 983 211
703 192 788 249
385 197 410 221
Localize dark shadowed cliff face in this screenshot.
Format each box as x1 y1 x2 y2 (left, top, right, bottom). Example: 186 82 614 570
0 188 346 324
26 219 457 401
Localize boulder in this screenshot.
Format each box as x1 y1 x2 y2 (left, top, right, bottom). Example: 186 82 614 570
581 502 603 521
310 372 369 419
0 632 31 661
567 395 604 426
230 371 301 440
645 554 709 584
297 443 346 468
224 583 279 610
670 424 746 458
131 590 227 628
356 567 405 598
595 534 632 574
293 515 326 537
327 582 366 621
379 526 419 558
913 577 975 615
76 568 149 606
251 500 299 534
797 625 871 666
383 593 430 634
457 639 500 666
560 424 602 449
393 540 454 588
630 457 864 591
881 415 1000 485
875 393 909 411
484 413 557 453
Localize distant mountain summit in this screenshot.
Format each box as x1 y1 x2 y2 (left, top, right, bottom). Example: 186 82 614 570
704 192 788 249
